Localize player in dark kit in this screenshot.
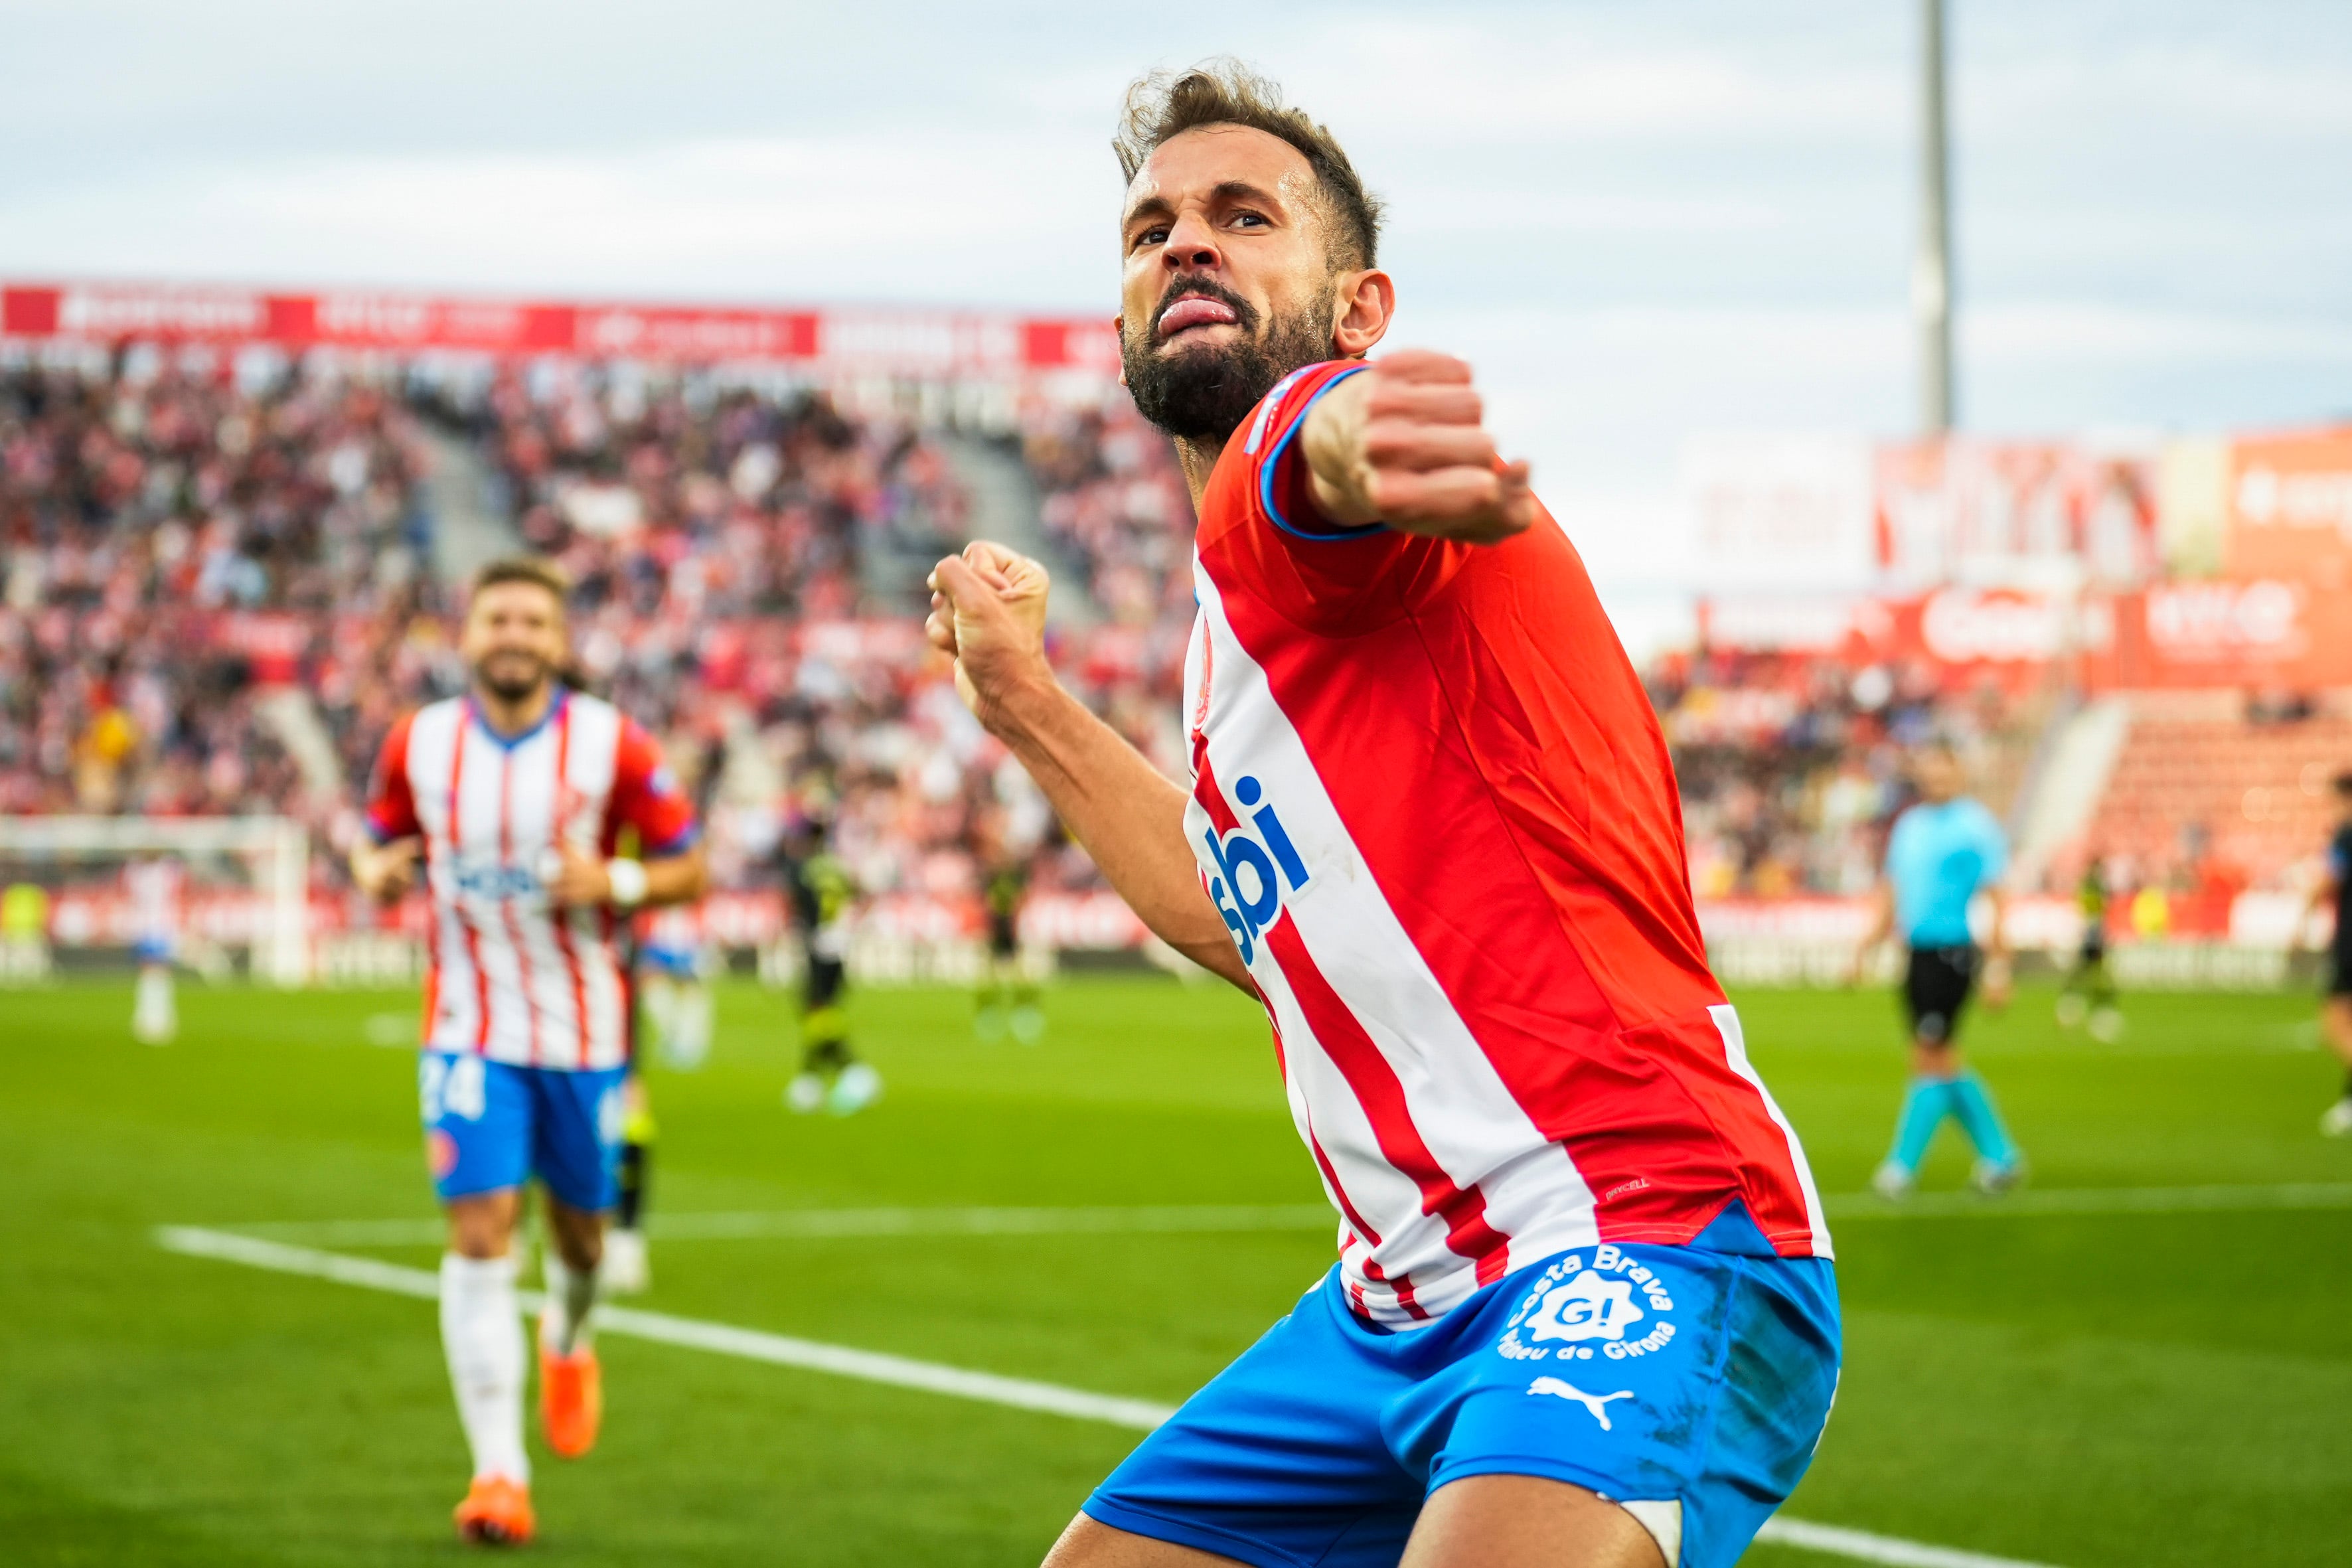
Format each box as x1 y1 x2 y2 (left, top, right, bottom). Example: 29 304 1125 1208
2054 854 2121 1041
975 823 1042 1043
2304 772 2352 1136
782 821 880 1116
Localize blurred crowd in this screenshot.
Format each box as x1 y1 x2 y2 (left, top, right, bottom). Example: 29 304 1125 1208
27 345 2233 920
0 347 1217 921
0 347 440 826
1646 649 2020 900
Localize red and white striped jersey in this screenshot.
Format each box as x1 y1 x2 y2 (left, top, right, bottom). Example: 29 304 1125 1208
1182 361 1830 1328
364 690 697 1070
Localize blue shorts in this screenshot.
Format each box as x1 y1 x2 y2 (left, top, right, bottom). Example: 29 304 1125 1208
418 1052 627 1213
639 944 701 979
1085 1209 1840 1568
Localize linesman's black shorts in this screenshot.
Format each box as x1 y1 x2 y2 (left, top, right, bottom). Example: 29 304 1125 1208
804 954 846 1011
1903 944 1978 1044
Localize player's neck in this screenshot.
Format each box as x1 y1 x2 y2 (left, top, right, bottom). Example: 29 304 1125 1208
1174 435 1225 510
472 680 558 740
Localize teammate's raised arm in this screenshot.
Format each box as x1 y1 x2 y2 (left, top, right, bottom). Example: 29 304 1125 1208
927 542 1249 991
1300 349 1535 542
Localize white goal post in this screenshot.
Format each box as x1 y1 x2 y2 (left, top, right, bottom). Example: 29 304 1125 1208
0 815 311 986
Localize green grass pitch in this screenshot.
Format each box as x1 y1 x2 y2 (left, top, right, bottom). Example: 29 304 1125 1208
3 974 2349 1566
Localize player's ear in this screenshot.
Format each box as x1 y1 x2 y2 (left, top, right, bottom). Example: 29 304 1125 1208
1330 270 1394 360
1113 315 1129 387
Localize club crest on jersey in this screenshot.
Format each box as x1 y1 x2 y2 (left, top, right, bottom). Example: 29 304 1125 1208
1202 775 1310 966
1495 1246 1680 1365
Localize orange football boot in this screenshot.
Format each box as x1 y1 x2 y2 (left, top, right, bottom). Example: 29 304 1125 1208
538 1330 603 1459
453 1474 535 1545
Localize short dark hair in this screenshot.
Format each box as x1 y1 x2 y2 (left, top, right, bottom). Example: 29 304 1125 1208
1114 60 1383 272
469 555 570 608
2332 768 2352 797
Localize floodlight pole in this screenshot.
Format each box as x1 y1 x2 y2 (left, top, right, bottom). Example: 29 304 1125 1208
1916 0 1954 435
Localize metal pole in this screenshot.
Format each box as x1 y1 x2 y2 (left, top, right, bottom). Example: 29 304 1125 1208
1916 0 1954 435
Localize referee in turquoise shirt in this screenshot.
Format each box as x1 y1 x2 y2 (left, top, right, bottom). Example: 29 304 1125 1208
1851 741 2026 1199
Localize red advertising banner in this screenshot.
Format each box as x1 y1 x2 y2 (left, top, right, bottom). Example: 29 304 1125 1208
1 279 1119 378
2224 426 2352 587
2083 578 2352 691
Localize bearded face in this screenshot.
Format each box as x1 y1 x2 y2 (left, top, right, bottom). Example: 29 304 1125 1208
460 582 567 708
1122 272 1337 442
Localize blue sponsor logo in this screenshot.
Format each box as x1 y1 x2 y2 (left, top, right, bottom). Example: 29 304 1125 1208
1202 775 1311 966
451 857 542 902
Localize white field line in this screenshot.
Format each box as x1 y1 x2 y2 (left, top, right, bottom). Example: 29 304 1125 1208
218 1184 2352 1249
155 1224 2065 1568
1824 1181 2352 1220
228 1203 1338 1249
1755 1517 2059 1568
152 1227 1174 1429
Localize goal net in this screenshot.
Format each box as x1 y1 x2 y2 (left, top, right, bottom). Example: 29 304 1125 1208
0 816 311 986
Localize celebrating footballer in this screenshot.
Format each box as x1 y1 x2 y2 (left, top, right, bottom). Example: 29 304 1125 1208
351 556 708 1545
927 64 1840 1568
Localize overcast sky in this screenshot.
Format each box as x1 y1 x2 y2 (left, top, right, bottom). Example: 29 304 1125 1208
5 1 2348 635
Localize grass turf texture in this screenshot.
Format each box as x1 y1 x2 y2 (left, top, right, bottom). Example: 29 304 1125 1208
2 976 2347 1567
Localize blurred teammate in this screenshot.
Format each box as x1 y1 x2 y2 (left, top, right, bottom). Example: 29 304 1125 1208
2054 854 2121 1041
638 902 714 1069
124 855 183 1045
975 830 1042 1044
928 64 1836 1568
351 557 706 1545
2303 771 2352 1135
782 820 880 1115
1851 742 2025 1199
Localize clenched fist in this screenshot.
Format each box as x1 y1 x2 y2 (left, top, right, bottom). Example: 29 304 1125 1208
1302 349 1535 544
925 541 1054 732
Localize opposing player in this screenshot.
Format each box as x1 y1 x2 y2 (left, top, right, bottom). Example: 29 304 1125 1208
350 557 706 1545
782 819 882 1115
927 64 1836 1568
1851 742 2025 1199
2302 771 2352 1135
125 855 183 1044
2053 851 2121 1041
975 821 1042 1044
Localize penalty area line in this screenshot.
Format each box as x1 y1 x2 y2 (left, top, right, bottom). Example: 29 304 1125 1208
154 1225 2065 1568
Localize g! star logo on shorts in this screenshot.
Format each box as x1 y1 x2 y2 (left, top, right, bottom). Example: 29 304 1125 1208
1202 775 1310 966
1497 1245 1679 1365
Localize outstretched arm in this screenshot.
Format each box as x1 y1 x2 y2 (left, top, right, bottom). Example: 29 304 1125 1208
1300 349 1537 542
926 542 1250 991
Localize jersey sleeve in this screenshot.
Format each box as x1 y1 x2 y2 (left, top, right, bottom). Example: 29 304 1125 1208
362 712 421 843
1213 360 1478 631
607 718 700 858
1973 804 2010 885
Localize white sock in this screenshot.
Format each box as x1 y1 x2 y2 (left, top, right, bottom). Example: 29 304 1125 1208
542 1247 599 1355
439 1253 530 1484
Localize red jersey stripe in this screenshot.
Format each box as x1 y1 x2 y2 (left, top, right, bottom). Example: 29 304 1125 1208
495 747 546 1067
447 720 492 1054
1262 916 1512 1277
548 704 593 1069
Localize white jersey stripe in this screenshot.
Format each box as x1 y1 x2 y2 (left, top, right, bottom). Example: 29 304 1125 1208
1188 566 1601 1324
1709 1004 1834 1259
